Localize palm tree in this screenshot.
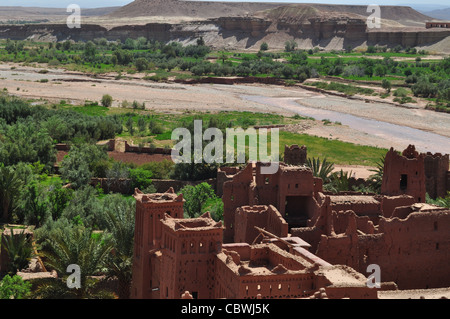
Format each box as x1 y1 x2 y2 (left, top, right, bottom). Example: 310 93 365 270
99 195 135 299
32 226 114 299
0 166 22 222
327 169 353 193
367 156 385 193
1 228 33 275
306 157 335 184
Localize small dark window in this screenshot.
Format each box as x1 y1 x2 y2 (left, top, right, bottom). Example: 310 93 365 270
434 221 438 231
400 174 408 191
295 184 299 188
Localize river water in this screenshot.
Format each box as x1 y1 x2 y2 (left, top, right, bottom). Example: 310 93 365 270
242 95 450 154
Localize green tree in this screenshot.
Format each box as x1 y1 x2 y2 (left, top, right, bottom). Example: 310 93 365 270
196 37 205 46
5 39 17 55
98 195 135 299
219 51 228 64
285 40 298 52
367 155 385 193
137 116 146 133
180 182 217 218
47 182 73 221
60 152 92 189
134 57 149 72
83 41 97 60
125 117 134 136
33 225 114 299
0 275 32 299
20 181 49 227
306 157 335 184
260 42 269 51
60 144 108 188
327 169 352 193
101 94 113 107
1 228 33 275
129 168 153 190
0 166 22 222
382 79 392 93
62 40 72 51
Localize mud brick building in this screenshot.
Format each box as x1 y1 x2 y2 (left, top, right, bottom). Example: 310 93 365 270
381 145 426 203
284 144 307 166
423 152 450 199
131 189 378 299
426 22 450 29
222 162 323 243
131 145 450 298
131 188 184 299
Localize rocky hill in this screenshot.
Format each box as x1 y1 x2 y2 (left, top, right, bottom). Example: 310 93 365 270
305 4 432 27
108 0 432 27
423 8 450 21
108 0 279 19
0 1 447 52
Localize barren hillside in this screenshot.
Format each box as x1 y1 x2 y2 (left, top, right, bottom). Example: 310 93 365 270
108 0 280 19
107 1 432 27
252 4 365 23
306 4 432 27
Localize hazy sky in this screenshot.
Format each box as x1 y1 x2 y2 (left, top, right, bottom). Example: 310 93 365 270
0 0 448 9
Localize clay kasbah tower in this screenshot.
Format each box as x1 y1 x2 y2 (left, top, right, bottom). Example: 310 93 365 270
130 144 450 300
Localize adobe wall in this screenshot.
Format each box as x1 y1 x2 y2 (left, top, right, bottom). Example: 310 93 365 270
222 164 254 243
329 195 381 223
216 245 317 299
284 144 307 166
130 189 184 299
423 152 449 199
315 209 450 290
234 205 288 244
379 195 416 218
373 210 450 289
217 167 240 197
381 145 426 203
124 141 172 155
426 22 450 28
223 163 323 242
447 171 450 193
159 214 224 299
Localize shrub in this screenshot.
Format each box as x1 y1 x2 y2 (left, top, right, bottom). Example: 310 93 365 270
1 228 33 275
393 88 408 98
0 275 32 299
382 79 392 93
180 182 217 218
101 94 113 107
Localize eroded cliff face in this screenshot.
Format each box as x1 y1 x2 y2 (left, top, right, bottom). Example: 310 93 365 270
0 18 448 51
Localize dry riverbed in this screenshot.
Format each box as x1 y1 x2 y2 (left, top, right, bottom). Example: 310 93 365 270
1 62 449 159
